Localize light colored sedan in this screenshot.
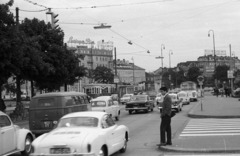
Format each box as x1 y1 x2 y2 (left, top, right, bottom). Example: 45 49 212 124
158 93 183 112
177 91 190 105
91 96 121 121
0 111 34 156
30 111 129 156
120 94 134 104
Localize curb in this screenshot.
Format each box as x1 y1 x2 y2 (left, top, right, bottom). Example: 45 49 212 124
158 146 240 153
187 99 240 118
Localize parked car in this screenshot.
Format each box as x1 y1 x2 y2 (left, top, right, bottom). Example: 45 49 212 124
0 111 34 156
177 91 190 105
30 111 129 156
155 93 163 105
187 90 198 102
125 94 154 114
91 96 121 121
158 93 183 112
120 94 134 104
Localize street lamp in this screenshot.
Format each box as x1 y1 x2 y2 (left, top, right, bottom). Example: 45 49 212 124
161 44 165 70
208 30 216 70
208 29 217 86
169 50 173 68
93 23 111 29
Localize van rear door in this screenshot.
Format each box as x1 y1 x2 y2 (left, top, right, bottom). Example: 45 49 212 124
29 97 61 134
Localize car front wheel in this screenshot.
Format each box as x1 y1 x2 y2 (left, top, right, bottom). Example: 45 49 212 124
21 134 33 156
99 146 107 156
115 111 120 121
119 139 127 153
129 110 133 114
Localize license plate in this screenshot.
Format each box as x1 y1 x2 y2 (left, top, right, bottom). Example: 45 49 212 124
43 121 51 128
50 148 70 154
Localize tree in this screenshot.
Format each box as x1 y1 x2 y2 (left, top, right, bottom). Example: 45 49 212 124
187 66 201 83
92 66 114 83
213 65 229 86
19 18 87 92
0 0 16 98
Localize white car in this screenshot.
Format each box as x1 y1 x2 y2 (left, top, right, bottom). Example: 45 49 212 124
155 93 163 105
177 91 190 105
91 96 121 121
30 111 129 156
0 111 34 156
158 93 183 112
187 90 198 102
120 94 134 104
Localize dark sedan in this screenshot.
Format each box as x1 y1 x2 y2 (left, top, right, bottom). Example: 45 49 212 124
125 94 154 114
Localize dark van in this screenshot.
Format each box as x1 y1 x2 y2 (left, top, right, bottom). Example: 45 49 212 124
29 91 91 136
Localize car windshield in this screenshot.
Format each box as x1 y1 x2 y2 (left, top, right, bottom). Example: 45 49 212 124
123 94 131 98
178 93 186 97
91 101 106 107
169 95 177 100
132 95 147 101
58 117 98 128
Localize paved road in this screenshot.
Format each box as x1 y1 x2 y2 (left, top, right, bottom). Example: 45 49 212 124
11 93 240 156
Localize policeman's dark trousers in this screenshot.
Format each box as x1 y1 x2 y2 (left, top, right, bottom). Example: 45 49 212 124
160 115 172 144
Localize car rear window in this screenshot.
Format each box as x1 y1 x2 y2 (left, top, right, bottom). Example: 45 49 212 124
91 101 106 107
38 98 55 107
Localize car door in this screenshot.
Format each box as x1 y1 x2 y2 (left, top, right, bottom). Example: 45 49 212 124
105 100 114 116
0 115 16 155
101 115 122 154
111 101 119 117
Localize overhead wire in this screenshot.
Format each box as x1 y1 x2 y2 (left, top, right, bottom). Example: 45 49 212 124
22 0 172 10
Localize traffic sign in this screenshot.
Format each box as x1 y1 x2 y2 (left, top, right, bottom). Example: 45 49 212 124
114 75 119 83
197 76 204 83
228 70 234 79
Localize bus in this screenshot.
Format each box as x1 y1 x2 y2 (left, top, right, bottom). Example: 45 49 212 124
180 81 198 101
180 81 197 91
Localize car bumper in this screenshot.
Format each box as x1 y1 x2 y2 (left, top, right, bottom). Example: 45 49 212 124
30 153 96 156
126 107 148 111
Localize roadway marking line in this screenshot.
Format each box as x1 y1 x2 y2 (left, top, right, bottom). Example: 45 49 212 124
180 118 240 137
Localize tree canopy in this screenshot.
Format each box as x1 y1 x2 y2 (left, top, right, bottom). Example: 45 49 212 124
0 1 87 96
92 66 114 83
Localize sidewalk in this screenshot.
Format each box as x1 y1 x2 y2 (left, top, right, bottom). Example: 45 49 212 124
159 94 240 153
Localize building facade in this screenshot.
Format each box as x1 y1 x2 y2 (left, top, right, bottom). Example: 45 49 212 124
115 59 146 85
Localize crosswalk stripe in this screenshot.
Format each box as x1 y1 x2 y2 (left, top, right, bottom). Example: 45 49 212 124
180 119 240 137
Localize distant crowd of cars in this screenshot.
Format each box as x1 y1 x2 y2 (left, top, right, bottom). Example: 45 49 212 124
1 89 200 156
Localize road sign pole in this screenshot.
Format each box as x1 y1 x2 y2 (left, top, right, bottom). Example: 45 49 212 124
197 75 204 112
200 83 203 111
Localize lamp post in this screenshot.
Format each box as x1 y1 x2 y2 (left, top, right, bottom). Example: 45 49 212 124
161 44 165 70
208 29 216 86
169 50 173 68
155 44 165 88
132 57 135 85
208 30 216 71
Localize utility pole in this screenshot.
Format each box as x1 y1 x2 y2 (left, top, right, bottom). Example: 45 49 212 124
114 47 118 93
132 57 135 85
15 7 21 103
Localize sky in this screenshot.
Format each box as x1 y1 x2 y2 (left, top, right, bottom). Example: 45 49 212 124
2 0 240 72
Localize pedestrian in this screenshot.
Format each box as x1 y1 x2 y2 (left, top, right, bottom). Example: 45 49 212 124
0 99 6 113
215 87 219 97
224 87 228 97
157 86 172 146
